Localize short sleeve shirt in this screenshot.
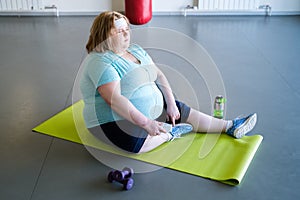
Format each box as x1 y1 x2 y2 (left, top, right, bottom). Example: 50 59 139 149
80 44 164 128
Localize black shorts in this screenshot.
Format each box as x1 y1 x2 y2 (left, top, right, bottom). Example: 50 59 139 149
88 100 191 153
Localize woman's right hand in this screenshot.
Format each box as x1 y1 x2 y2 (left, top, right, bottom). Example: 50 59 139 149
142 119 167 136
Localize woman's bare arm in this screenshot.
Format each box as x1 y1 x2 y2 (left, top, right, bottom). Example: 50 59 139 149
155 68 180 126
98 81 166 136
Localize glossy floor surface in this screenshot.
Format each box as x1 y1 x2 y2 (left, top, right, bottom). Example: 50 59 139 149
0 15 299 200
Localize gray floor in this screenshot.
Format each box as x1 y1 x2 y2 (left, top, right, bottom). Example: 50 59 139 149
0 15 299 200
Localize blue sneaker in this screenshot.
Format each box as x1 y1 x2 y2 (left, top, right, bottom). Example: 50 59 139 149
169 123 193 140
226 113 257 139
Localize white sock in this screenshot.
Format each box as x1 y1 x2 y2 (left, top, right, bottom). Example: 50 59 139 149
225 120 233 132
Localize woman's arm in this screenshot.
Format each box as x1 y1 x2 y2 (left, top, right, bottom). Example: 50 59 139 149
155 68 180 126
98 81 166 136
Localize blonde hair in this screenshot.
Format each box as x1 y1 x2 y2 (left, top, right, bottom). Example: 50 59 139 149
86 11 129 54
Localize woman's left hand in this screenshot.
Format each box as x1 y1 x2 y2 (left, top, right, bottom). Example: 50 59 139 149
166 103 180 126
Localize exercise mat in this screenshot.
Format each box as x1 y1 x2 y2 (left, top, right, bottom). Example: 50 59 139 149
32 100 263 185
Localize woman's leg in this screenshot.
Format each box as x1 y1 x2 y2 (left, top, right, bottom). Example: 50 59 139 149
138 108 226 153
138 132 172 153
186 108 227 133
187 108 257 138
138 100 192 153
139 104 256 153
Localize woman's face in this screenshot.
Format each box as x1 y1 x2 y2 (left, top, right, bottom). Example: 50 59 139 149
109 18 130 54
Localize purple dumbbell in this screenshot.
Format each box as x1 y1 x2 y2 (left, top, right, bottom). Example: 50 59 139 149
113 167 133 181
107 167 134 190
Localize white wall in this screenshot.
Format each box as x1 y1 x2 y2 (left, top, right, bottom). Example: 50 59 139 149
43 0 111 12
259 0 300 11
26 0 300 14
152 0 194 11
42 0 193 13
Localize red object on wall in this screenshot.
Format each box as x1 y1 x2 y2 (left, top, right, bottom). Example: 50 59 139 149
125 0 152 25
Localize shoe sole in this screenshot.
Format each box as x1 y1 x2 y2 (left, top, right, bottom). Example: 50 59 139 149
171 123 193 137
234 113 257 138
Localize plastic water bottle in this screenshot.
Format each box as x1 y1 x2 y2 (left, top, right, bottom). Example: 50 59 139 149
213 95 226 119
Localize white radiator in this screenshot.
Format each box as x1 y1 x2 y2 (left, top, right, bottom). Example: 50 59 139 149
183 0 267 16
0 0 58 16
198 0 259 11
0 0 43 11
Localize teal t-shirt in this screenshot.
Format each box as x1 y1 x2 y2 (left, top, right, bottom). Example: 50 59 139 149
80 44 164 128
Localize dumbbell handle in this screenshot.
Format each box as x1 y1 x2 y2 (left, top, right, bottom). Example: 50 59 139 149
114 170 131 181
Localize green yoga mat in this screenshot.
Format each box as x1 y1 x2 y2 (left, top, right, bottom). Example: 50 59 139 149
32 100 263 185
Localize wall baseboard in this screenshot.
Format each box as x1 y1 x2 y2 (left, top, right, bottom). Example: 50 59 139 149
0 10 299 17
153 10 300 16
